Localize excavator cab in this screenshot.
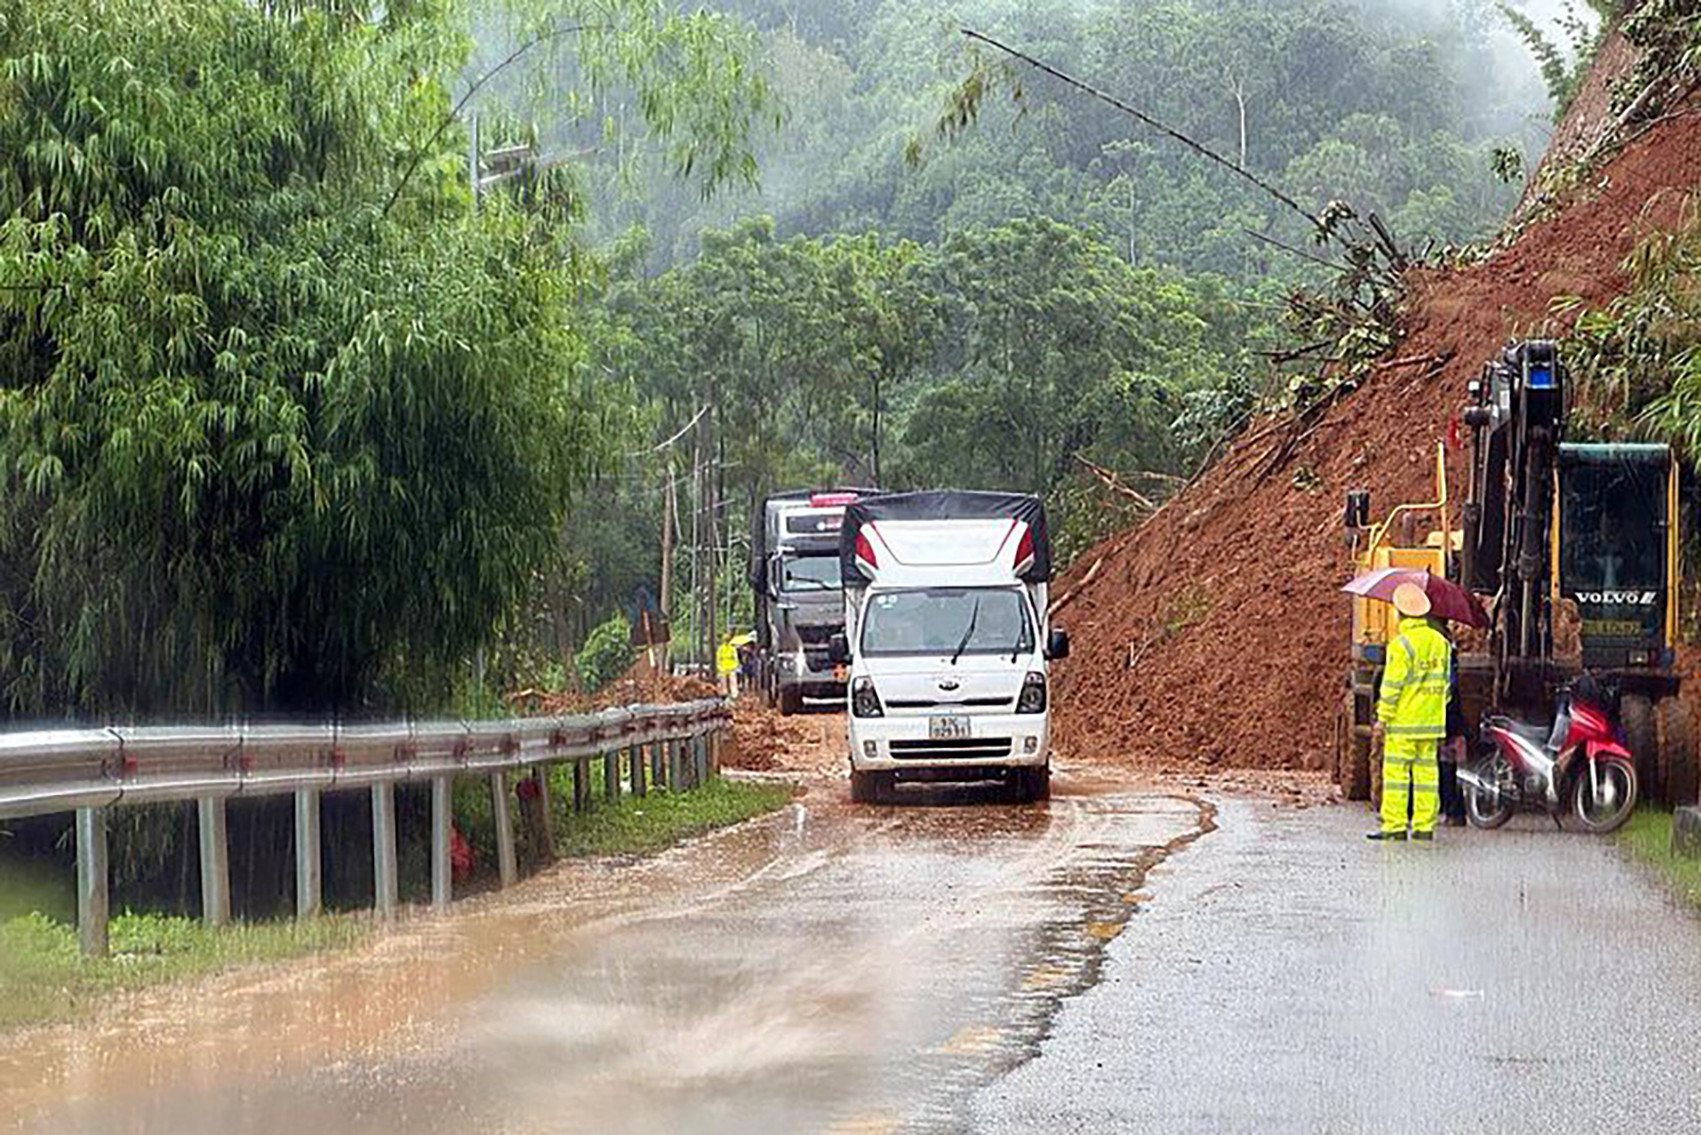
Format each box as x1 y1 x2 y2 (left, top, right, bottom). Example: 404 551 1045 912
1455 339 1694 804
1557 443 1678 671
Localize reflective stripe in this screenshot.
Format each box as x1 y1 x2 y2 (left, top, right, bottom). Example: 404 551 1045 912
1385 723 1446 736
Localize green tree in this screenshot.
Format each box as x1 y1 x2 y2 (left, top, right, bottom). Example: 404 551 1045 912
0 0 770 717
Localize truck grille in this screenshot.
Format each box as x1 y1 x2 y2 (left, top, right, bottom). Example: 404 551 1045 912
885 697 1013 710
795 625 837 645
888 737 1013 760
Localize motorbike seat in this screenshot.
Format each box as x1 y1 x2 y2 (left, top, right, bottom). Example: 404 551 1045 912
1485 715 1553 747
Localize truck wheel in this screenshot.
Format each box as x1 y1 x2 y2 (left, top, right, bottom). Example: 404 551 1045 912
1622 694 1659 802
1014 765 1051 803
1658 697 1697 807
850 769 886 804
1338 690 1372 802
779 687 802 716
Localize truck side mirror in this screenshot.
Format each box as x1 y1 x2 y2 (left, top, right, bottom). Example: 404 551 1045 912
828 633 851 665
1046 628 1070 661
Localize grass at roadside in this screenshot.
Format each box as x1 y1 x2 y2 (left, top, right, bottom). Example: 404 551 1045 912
0 773 791 1032
1617 809 1701 911
0 910 367 1031
550 776 794 859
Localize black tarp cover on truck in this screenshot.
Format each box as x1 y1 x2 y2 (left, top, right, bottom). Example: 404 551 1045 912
839 491 1052 584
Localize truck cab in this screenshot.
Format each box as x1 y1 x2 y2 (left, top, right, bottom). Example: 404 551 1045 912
751 491 867 714
834 491 1066 803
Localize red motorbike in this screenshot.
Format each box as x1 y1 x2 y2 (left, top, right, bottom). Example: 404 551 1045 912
1461 678 1639 834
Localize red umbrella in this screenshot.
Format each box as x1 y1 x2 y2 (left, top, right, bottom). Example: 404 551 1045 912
1342 567 1488 628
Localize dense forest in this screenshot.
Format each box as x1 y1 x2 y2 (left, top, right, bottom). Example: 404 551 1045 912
549 0 1583 679
0 0 1581 723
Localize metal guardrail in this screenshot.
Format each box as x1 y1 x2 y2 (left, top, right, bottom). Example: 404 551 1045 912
0 700 732 955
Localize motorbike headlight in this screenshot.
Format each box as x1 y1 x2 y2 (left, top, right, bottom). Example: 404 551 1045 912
851 676 884 718
1016 671 1047 714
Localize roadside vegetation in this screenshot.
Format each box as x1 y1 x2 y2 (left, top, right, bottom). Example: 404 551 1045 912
1617 810 1701 912
0 909 368 1031
550 776 793 859
0 774 790 1031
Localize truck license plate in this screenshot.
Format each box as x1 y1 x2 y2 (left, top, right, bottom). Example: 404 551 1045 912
929 715 971 740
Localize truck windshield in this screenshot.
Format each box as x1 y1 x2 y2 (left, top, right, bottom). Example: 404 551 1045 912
861 588 1034 657
782 553 841 593
1561 456 1666 591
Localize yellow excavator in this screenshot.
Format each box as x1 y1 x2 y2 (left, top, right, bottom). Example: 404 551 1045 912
1335 444 1454 802
1336 341 1695 806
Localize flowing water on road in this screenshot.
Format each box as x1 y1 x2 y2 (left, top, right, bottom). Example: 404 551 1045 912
0 778 1208 1134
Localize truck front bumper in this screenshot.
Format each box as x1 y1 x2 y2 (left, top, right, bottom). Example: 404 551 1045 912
776 651 848 699
848 713 1049 773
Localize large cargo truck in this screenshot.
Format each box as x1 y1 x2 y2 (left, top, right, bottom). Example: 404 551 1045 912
749 490 869 714
832 491 1069 803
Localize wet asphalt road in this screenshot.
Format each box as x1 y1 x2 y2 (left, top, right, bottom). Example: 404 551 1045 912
1 782 1205 1134
5 786 1699 1133
975 798 1701 1133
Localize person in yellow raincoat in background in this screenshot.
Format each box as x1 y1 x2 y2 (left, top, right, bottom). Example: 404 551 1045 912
1369 582 1453 842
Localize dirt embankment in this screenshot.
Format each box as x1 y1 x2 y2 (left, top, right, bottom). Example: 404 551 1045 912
1051 99 1701 774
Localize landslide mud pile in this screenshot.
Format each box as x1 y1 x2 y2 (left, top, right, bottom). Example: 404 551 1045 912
1052 101 1701 773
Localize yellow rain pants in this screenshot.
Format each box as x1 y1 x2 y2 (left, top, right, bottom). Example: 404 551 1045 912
1381 736 1440 835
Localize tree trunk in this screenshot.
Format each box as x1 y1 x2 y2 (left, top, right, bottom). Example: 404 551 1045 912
1229 76 1248 169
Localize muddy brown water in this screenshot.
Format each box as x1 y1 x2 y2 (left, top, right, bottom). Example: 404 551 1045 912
0 776 1207 1134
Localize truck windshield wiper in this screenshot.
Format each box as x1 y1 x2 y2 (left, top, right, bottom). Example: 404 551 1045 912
949 597 982 666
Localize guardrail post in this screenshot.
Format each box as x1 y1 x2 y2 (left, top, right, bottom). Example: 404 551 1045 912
573 758 588 812
530 768 556 862
693 735 707 787
76 806 109 958
604 748 620 801
669 738 684 791
372 783 399 919
295 789 322 918
629 743 645 797
491 771 517 888
650 740 664 790
198 797 231 927
431 776 453 909
709 729 722 777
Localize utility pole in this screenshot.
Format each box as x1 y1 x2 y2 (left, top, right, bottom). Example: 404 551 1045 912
469 113 479 215
659 452 676 677
706 403 720 666
688 410 703 673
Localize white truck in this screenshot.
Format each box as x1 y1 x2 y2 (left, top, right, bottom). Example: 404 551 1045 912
829 491 1068 803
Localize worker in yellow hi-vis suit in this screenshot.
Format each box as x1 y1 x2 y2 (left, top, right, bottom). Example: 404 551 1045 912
1369 582 1452 842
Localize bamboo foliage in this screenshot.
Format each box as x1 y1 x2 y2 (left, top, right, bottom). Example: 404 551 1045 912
0 0 769 718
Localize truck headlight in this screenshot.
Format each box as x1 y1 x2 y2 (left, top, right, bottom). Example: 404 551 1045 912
851 677 884 718
1016 671 1047 714
777 654 797 672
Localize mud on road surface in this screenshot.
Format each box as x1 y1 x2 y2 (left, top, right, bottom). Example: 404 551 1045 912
0 761 1210 1135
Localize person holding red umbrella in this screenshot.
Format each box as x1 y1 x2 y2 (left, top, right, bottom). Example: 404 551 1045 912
1368 582 1453 841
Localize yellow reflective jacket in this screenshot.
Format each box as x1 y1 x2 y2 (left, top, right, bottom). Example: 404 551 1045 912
1376 616 1452 740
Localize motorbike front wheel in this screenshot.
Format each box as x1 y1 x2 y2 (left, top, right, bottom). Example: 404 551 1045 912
1572 757 1638 834
1464 752 1515 830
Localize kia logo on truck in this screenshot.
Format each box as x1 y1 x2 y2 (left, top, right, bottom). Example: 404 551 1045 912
1576 590 1659 605
938 679 960 692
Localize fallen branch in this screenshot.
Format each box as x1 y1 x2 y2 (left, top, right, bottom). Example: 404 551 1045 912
1074 454 1158 510
1049 556 1104 618
1372 353 1448 372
